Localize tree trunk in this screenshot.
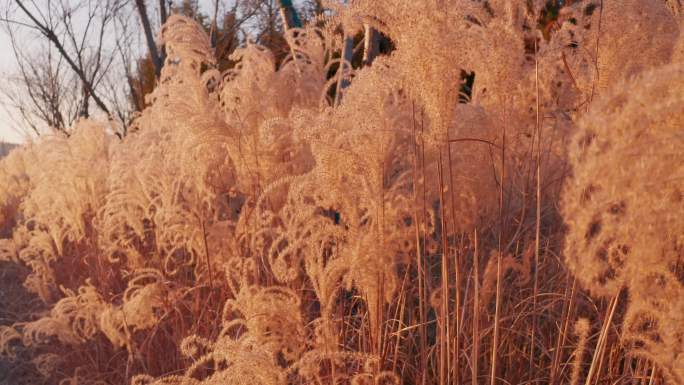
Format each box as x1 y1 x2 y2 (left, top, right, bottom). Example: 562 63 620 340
335 35 354 105
363 25 380 66
278 0 302 29
135 0 163 77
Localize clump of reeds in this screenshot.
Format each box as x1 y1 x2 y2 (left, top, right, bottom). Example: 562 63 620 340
0 1 682 384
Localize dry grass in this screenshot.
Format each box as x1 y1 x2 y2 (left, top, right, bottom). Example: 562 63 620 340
0 1 682 384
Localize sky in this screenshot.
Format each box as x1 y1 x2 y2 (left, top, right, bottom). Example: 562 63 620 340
0 29 23 143
0 0 222 144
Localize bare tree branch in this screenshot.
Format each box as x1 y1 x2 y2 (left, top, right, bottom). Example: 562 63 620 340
15 0 112 116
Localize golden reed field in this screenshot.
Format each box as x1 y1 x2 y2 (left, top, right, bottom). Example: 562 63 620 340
0 1 683 384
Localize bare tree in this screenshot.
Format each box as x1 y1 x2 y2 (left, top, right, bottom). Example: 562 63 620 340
0 0 309 137
134 0 165 77
0 34 81 135
1 0 133 136
133 0 274 73
215 1 270 64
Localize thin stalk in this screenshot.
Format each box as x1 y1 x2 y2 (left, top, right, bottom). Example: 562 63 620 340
648 366 656 385
585 293 620 385
447 129 462 385
550 276 578 385
490 101 507 385
472 229 480 385
410 102 427 385
391 268 410 373
588 0 604 107
200 218 214 290
438 148 451 385
530 38 543 381
419 108 431 385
